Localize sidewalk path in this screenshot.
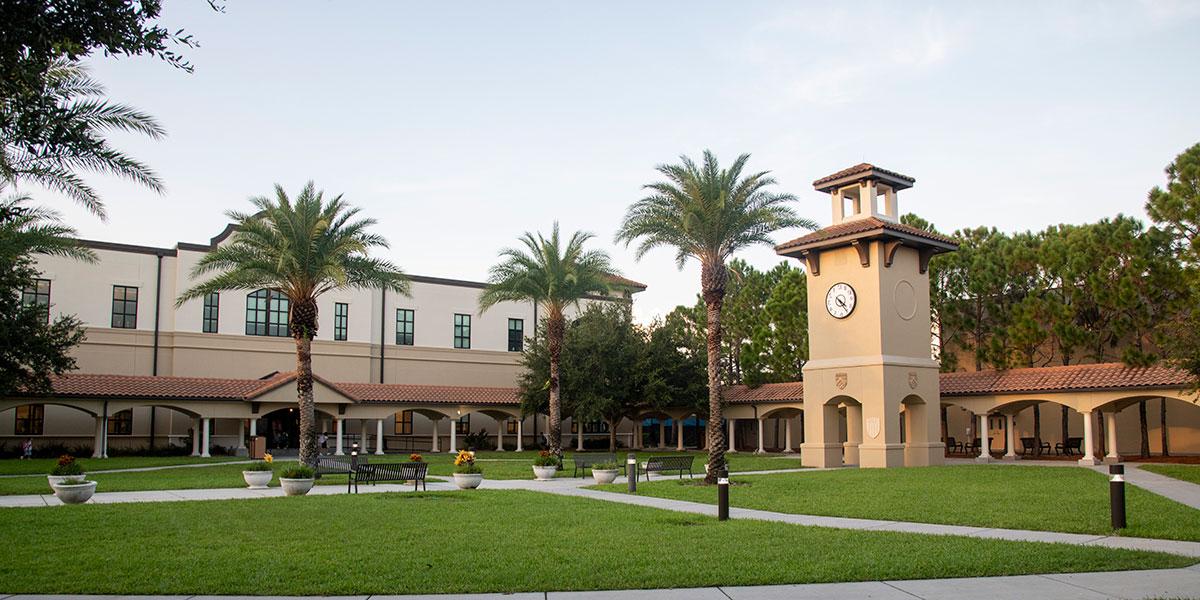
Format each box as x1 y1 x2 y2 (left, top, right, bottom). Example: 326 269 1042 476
3 564 1199 599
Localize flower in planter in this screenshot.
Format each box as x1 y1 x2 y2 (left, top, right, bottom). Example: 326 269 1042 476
532 450 560 467
49 455 84 477
453 450 481 474
409 453 423 462
263 453 274 463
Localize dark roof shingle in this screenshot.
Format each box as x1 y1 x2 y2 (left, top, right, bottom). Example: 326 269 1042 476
776 216 958 252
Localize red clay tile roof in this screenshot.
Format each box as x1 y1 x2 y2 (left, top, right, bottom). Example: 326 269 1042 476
776 216 958 252
606 274 648 290
724 382 805 404
939 363 1193 396
813 163 915 189
337 382 519 405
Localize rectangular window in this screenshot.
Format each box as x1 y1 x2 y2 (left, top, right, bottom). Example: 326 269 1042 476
111 285 138 329
202 292 219 333
108 410 133 436
15 405 44 436
393 410 413 435
21 278 51 323
456 414 471 435
334 303 349 341
506 420 517 435
396 309 414 345
507 318 524 352
584 421 610 434
453 313 471 349
246 289 290 337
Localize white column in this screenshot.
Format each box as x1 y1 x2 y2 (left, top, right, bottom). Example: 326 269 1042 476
238 420 247 450
249 418 257 437
515 419 524 452
728 419 737 453
449 419 458 453
783 418 795 454
190 417 201 457
576 422 584 451
658 421 666 448
1104 410 1121 463
375 419 385 455
93 417 106 458
677 417 685 451
201 418 211 458
1004 413 1018 460
496 420 505 452
1079 411 1097 465
755 418 766 454
431 419 441 452
975 413 990 463
335 418 344 455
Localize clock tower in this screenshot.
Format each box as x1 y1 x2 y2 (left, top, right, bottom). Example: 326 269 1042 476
776 164 957 468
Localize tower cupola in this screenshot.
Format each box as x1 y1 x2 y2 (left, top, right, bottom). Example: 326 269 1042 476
813 163 914 224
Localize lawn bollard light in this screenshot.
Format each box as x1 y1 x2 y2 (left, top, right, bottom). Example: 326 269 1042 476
717 468 730 521
1110 464 1126 530
627 453 638 493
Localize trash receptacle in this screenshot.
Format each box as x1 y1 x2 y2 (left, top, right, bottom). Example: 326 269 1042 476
249 436 266 459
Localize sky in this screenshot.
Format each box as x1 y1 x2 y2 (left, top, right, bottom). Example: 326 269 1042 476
40 0 1200 322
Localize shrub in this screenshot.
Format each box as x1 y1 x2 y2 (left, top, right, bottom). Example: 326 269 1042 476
49 455 84 476
279 465 314 479
592 461 620 470
462 430 494 451
453 450 481 474
532 450 559 467
245 461 272 472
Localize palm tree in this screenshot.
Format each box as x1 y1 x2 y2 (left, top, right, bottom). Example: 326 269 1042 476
480 222 615 458
616 150 815 482
1 58 165 220
177 182 409 465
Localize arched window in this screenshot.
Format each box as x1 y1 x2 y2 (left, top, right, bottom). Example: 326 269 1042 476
246 289 290 337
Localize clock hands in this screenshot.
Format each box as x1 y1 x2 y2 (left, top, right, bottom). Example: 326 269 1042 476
835 296 847 310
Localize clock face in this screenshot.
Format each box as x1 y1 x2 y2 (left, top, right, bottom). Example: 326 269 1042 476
826 283 856 319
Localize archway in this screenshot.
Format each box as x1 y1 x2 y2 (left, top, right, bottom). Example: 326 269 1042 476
0 401 98 457
257 407 336 453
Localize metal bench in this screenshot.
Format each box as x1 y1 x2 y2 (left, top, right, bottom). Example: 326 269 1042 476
1056 437 1083 456
572 452 620 478
642 455 694 481
315 455 368 493
1020 437 1050 456
353 462 428 493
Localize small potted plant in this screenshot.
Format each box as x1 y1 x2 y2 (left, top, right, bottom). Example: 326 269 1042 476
242 453 274 489
279 464 315 496
409 453 423 463
48 455 95 503
47 455 86 492
452 450 483 489
591 461 620 484
531 450 559 481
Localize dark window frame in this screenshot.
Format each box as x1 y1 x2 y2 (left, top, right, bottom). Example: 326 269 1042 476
111 285 138 329
506 419 518 435
108 410 133 436
334 302 349 341
394 410 413 435
453 313 471 349
15 404 44 436
455 414 471 435
396 308 414 345
507 318 524 352
245 289 290 337
21 278 51 323
202 292 219 333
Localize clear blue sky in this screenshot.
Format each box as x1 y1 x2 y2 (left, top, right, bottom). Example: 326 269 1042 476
46 0 1200 322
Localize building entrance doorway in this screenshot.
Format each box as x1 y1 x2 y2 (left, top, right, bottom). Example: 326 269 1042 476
261 408 299 451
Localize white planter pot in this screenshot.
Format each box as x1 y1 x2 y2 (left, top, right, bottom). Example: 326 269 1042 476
242 470 273 489
279 477 314 496
52 480 97 504
47 474 87 493
453 473 483 489
532 465 558 481
592 469 619 485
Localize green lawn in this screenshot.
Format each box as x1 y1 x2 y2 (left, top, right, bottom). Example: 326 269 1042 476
0 490 1190 595
593 465 1200 542
0 455 240 476
1141 464 1200 485
0 450 799 495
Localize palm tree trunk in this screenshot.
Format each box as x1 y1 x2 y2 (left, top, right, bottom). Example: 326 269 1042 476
546 313 565 459
1033 404 1042 457
702 260 728 484
1161 397 1170 457
295 335 317 466
1138 399 1150 457
1061 405 1069 454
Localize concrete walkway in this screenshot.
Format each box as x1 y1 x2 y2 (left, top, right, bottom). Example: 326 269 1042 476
3 565 1200 599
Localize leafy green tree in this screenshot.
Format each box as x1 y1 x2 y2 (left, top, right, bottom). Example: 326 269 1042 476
641 313 707 419
743 265 808 386
1 59 164 218
481 223 614 457
0 190 92 397
177 183 409 465
561 304 645 451
616 150 814 482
